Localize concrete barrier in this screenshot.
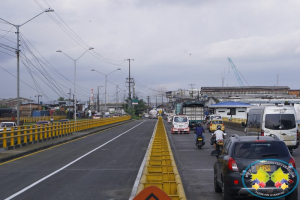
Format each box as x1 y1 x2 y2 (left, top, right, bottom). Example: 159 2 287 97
136 117 187 200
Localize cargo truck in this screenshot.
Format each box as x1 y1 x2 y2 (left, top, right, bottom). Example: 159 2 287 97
182 100 205 129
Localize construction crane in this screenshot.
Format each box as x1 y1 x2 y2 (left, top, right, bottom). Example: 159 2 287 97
227 57 249 86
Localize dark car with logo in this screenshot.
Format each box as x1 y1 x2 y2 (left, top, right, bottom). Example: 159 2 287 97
212 135 298 200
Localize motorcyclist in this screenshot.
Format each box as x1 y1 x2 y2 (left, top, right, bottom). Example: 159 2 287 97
212 125 225 150
194 122 205 145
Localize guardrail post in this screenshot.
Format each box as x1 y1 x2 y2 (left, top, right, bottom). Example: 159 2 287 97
3 129 7 148
10 127 14 147
24 126 27 144
29 126 33 142
17 126 21 145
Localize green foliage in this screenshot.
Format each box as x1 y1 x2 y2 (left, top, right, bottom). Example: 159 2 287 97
0 105 9 108
58 97 65 101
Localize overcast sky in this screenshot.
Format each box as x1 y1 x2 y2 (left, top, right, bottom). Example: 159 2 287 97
1 0 300 103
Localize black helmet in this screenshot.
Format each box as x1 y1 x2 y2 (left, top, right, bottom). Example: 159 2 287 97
197 123 202 127
217 125 221 130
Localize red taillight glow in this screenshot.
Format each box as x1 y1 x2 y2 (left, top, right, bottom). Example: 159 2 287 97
261 129 264 136
234 180 239 185
210 123 212 127
255 140 266 142
289 157 296 168
228 157 239 171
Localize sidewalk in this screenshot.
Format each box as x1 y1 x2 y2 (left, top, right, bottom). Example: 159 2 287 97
0 120 131 163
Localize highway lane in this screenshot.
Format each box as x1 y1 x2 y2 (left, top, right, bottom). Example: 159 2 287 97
165 120 300 200
0 119 156 200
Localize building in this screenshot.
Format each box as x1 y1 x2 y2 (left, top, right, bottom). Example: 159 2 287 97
208 102 253 119
201 86 291 98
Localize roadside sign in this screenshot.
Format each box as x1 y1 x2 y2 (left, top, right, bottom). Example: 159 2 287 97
133 186 171 200
132 98 138 105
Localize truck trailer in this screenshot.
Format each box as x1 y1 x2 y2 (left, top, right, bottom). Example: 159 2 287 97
182 100 205 129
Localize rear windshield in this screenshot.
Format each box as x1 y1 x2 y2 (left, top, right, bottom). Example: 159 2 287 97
265 114 296 130
174 117 187 122
212 121 222 124
234 141 290 159
212 116 222 119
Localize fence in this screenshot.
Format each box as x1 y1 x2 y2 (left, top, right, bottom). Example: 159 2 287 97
0 116 66 123
0 116 131 149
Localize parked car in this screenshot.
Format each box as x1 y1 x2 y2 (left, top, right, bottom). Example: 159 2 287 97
209 119 225 132
212 134 298 200
35 121 50 127
0 122 17 131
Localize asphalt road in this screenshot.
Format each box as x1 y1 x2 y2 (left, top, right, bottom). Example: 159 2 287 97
1 119 299 200
0 120 156 200
165 120 300 200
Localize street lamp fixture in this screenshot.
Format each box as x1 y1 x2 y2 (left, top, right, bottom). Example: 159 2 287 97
91 68 121 116
57 47 94 126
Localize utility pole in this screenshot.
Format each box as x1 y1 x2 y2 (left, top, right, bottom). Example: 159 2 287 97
156 95 157 108
35 94 42 111
125 59 134 108
68 88 71 111
189 84 195 99
147 96 150 112
116 85 119 103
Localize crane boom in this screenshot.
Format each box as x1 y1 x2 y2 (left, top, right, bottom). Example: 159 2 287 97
227 57 244 86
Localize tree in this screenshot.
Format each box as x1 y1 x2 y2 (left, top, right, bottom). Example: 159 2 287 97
58 97 65 101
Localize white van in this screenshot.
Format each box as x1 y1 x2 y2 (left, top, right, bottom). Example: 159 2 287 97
242 105 299 152
171 115 190 134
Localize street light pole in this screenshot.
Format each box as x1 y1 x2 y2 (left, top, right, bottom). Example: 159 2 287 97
97 86 103 112
0 8 54 126
57 47 94 125
91 68 121 117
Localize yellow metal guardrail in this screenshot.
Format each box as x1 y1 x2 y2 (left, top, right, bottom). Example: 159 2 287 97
222 117 246 123
0 116 131 148
136 117 186 200
0 116 66 123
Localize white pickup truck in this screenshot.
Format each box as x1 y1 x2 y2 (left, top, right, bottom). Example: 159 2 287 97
0 122 17 131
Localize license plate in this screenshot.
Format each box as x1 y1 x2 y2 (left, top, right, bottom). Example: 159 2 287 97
198 138 202 141
256 165 271 172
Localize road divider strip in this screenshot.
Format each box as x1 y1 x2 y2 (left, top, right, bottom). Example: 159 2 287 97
134 117 187 200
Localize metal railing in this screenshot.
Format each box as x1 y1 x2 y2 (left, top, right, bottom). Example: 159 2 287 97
0 116 66 123
0 116 131 148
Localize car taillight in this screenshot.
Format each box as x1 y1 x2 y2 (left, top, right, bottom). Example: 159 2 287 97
289 157 296 168
210 123 212 127
261 129 264 136
228 157 239 171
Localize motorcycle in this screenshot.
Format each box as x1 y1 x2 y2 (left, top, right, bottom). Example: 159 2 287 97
210 133 226 158
196 135 205 149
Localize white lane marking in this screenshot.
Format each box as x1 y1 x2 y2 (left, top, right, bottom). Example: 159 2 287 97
5 121 146 200
129 120 157 200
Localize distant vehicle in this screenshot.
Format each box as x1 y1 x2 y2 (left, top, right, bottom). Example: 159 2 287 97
182 101 205 129
144 113 149 118
59 119 69 123
209 119 225 132
93 114 102 119
35 121 50 127
0 122 17 131
207 114 222 123
171 115 190 134
242 105 299 153
149 109 158 119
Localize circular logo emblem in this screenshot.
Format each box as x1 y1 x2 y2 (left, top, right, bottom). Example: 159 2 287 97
242 159 299 199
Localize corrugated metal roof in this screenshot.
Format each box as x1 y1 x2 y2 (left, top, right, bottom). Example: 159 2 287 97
209 101 252 108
